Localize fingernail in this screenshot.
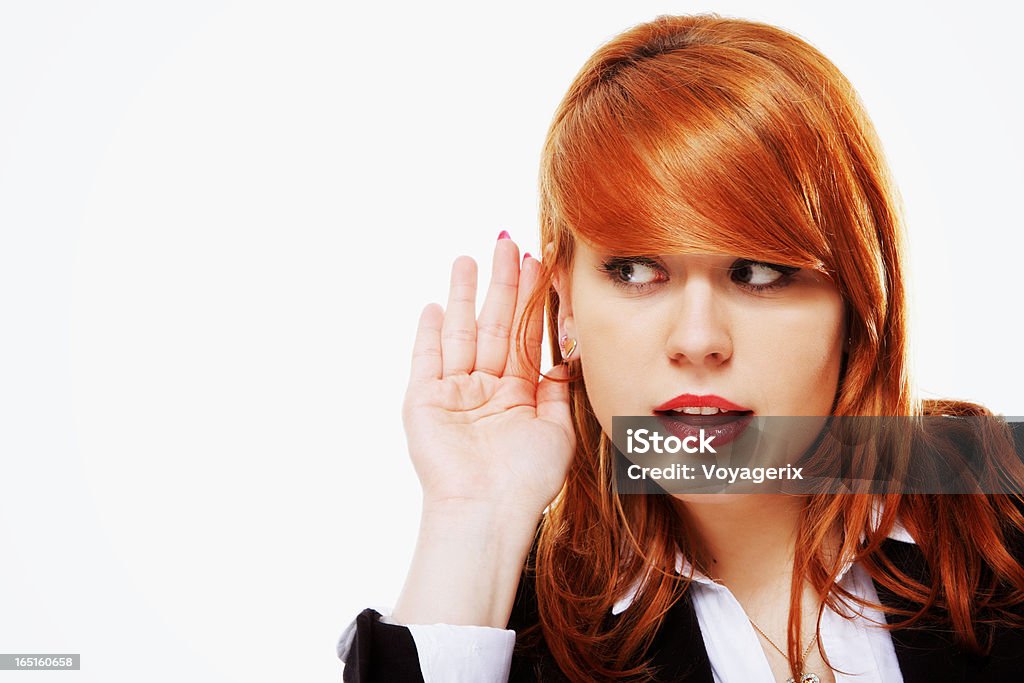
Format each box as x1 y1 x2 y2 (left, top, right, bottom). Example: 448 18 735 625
523 252 532 263
497 230 511 241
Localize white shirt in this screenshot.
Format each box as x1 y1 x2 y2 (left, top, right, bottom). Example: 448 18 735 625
338 520 915 683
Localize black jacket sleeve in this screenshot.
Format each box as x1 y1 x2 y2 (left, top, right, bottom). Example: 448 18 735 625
340 609 426 683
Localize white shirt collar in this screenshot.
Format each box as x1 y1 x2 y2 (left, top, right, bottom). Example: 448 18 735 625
610 503 915 616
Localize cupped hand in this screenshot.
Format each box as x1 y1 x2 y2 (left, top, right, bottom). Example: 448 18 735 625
402 235 576 520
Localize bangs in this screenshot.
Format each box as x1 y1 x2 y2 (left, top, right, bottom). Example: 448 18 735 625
543 45 837 272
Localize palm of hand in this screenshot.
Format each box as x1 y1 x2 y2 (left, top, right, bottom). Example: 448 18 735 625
402 237 576 518
405 369 575 512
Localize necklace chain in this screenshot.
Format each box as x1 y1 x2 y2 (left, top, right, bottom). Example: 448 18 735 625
747 617 818 670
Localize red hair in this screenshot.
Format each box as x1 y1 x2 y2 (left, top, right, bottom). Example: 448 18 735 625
514 14 1024 682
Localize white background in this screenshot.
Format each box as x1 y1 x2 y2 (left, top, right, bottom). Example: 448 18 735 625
1 1 1021 681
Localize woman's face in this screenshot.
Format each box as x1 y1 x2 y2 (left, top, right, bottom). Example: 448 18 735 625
554 239 847 436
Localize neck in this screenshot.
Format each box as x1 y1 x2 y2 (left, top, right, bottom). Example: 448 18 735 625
672 494 808 603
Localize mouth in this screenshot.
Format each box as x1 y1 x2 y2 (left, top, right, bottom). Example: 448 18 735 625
653 409 755 447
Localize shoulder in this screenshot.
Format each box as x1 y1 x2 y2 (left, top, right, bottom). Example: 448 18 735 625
871 497 1024 680
504 534 571 682
505 529 712 683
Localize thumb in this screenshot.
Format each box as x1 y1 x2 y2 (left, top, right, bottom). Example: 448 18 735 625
536 363 573 431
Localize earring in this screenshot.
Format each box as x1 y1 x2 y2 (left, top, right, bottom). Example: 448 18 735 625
559 334 577 361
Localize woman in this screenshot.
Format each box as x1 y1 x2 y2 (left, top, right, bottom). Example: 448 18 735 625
339 14 1024 682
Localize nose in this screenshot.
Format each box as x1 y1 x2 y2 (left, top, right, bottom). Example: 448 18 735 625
664 279 733 367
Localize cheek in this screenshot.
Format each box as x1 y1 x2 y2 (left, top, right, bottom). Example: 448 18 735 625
742 300 845 413
573 300 652 427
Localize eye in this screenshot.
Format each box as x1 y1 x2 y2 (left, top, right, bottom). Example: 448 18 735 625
730 259 800 291
598 256 666 291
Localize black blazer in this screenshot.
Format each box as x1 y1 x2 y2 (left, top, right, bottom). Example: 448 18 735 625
341 537 1024 682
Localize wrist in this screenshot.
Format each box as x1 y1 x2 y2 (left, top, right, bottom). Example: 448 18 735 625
391 501 542 628
421 497 543 531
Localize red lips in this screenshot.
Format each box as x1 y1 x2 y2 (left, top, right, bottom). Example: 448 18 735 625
652 394 754 448
653 393 752 413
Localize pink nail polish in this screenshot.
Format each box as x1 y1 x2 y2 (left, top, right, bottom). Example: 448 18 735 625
523 252 532 263
497 230 511 241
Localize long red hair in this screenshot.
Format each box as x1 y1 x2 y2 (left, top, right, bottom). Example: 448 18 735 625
514 14 1024 682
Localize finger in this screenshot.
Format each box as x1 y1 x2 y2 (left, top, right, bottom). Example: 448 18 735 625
521 256 546 378
504 254 543 381
475 237 520 377
409 303 444 384
441 256 478 377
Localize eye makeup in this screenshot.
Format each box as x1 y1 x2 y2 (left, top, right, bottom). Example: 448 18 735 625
596 256 800 294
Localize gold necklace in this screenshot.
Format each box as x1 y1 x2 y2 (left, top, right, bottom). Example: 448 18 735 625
747 618 820 683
